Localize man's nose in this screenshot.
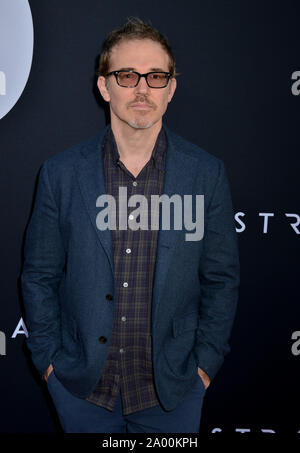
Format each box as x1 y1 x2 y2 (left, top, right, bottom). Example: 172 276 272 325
135 75 150 94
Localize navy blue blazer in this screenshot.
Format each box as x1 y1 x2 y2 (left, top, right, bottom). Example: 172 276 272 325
21 124 239 411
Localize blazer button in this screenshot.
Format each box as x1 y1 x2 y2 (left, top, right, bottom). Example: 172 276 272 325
99 336 107 343
106 294 113 301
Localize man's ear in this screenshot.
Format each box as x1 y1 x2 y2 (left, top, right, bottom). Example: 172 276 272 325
167 77 177 103
97 76 111 102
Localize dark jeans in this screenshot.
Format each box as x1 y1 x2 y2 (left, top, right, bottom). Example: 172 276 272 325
46 370 206 433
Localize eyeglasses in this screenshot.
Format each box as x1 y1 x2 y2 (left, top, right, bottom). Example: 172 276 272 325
106 70 172 88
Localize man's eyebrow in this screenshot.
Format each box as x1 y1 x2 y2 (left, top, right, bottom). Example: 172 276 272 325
149 67 168 72
117 67 135 71
116 67 168 72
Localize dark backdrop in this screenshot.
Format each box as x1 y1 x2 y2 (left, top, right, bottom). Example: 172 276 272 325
0 0 299 436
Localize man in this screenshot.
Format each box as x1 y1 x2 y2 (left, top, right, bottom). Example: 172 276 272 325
21 18 239 433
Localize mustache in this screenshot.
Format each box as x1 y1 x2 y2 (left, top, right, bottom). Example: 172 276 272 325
127 96 157 109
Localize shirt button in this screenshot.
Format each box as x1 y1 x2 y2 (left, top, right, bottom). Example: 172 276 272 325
121 316 126 322
126 248 131 254
123 282 128 287
105 294 113 301
128 214 134 220
133 181 137 186
98 336 107 343
120 348 125 353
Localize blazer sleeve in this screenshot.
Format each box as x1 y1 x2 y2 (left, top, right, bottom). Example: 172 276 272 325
21 161 65 380
194 159 240 381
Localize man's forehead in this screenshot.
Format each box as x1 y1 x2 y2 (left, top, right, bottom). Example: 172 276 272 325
109 39 169 66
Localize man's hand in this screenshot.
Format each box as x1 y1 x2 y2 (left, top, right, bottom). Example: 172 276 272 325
44 363 54 382
197 367 210 390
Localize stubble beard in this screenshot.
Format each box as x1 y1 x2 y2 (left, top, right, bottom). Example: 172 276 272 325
127 118 154 129
126 95 157 129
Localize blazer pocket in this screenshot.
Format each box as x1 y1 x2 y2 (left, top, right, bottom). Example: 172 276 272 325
172 311 199 338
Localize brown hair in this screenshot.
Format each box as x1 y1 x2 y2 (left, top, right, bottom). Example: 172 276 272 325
96 17 177 77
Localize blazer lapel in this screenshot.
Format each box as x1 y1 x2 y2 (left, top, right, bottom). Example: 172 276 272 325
151 126 199 327
74 126 115 275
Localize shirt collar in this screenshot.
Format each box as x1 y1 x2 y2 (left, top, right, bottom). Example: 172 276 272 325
105 125 167 172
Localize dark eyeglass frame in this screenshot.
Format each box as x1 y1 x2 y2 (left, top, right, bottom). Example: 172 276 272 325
105 70 172 88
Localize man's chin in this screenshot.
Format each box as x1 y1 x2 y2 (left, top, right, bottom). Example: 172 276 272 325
127 120 154 129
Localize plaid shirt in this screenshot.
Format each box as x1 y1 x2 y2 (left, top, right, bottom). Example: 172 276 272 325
85 125 167 415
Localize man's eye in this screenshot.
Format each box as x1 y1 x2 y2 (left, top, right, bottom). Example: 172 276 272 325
151 73 165 80
124 73 135 78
